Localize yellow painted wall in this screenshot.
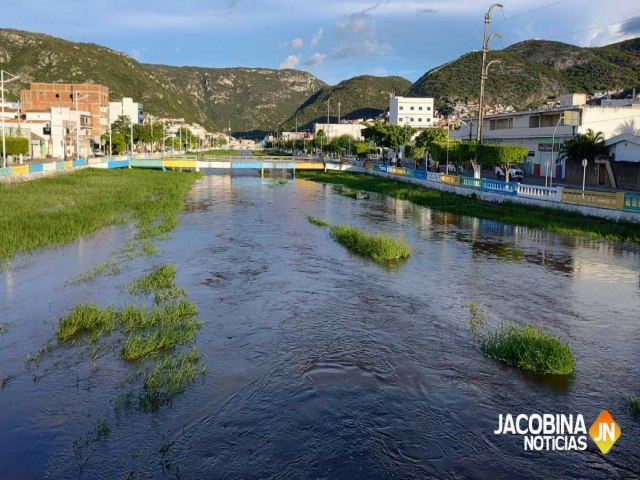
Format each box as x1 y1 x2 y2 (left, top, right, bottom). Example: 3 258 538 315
12 165 29 175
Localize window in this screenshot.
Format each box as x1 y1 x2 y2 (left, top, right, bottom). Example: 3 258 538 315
410 106 414 110
427 106 431 111
529 116 540 128
427 118 431 122
489 118 514 130
399 106 403 110
419 106 423 110
55 93 60 98
410 118 414 122
418 118 422 122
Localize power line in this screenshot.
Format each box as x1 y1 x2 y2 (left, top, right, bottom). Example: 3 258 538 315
500 0 570 22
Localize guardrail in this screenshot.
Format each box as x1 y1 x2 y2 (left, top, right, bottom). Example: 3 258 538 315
372 163 640 215
0 158 87 179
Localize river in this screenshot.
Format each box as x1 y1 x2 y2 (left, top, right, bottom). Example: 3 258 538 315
1 174 639 479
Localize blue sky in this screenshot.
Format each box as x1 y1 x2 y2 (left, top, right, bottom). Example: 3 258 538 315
2 0 640 84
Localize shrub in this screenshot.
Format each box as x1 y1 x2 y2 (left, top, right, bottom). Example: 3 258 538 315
329 224 410 264
0 136 29 156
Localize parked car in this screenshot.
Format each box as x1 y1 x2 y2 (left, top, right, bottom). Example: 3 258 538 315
495 165 524 182
92 149 104 157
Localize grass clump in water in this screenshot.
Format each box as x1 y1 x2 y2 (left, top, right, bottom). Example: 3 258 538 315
67 260 121 285
128 264 176 295
308 216 330 228
624 395 640 416
120 300 201 361
329 224 410 264
138 349 204 412
481 323 575 375
298 171 640 244
57 303 118 342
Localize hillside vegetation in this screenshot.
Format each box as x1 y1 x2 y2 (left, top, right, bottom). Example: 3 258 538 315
282 75 412 130
408 39 640 108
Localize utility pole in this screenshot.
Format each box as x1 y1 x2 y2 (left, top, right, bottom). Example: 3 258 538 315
326 98 330 142
337 101 341 124
477 3 502 144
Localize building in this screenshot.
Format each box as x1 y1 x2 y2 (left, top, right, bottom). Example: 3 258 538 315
313 123 365 140
453 93 640 179
110 97 143 125
20 83 109 142
389 96 435 129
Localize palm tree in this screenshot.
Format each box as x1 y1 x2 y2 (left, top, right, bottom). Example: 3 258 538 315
559 128 606 163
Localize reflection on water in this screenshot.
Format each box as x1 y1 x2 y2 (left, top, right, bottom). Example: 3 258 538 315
0 175 639 479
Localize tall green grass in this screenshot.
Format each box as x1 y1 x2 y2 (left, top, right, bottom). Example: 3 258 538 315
308 216 330 227
329 224 410 264
298 171 640 244
481 323 575 375
128 264 176 295
0 169 200 260
624 395 640 416
138 349 205 412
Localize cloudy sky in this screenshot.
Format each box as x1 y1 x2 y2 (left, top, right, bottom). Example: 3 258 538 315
1 0 639 84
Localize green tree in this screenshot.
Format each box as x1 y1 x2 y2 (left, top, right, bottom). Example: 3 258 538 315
405 145 425 160
313 129 326 149
0 136 29 156
362 123 415 150
100 132 127 154
111 115 132 148
476 144 529 182
559 129 606 163
415 128 449 150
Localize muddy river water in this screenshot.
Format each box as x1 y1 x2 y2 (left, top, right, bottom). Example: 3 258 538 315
1 175 639 479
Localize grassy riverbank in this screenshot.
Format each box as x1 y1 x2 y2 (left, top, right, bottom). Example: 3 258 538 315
0 169 200 260
298 171 640 243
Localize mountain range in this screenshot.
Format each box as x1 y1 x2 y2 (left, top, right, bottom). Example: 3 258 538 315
1 28 640 137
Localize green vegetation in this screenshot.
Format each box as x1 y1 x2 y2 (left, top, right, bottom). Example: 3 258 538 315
298 171 640 243
95 417 111 440
67 260 121 285
481 323 575 375
560 129 606 163
57 303 118 342
282 75 412 130
362 122 416 150
0 136 29 156
128 264 176 295
408 39 640 110
138 350 205 412
624 395 640 416
329 224 410 264
0 169 200 260
468 300 487 339
307 216 330 227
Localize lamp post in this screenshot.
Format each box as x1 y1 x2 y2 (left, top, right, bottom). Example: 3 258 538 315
548 116 563 188
108 124 112 156
581 158 587 198
1 70 20 168
74 91 89 160
476 3 502 144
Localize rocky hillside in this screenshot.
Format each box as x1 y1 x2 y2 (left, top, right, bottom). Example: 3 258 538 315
407 38 640 109
283 75 412 130
0 29 324 135
151 65 325 136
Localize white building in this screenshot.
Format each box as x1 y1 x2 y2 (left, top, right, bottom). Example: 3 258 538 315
453 93 640 179
389 96 435 128
313 123 365 140
109 97 143 125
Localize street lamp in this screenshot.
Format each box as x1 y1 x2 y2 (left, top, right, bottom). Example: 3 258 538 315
1 70 20 168
74 91 89 160
477 3 502 144
548 116 563 188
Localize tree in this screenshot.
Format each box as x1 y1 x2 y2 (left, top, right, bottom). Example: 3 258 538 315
313 129 326 149
404 145 425 160
362 123 415 150
111 115 132 148
476 144 529 182
415 128 449 150
101 132 126 154
0 136 29 156
559 128 606 163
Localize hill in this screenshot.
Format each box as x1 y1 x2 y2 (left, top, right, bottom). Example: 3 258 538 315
283 75 413 130
0 29 324 135
407 39 640 109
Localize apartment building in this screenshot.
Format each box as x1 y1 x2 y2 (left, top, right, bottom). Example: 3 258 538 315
109 97 143 125
20 83 109 141
389 96 435 129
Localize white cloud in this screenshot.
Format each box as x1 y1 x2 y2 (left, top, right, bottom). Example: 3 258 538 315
279 54 300 69
333 39 391 60
310 28 324 47
304 52 327 67
289 36 304 49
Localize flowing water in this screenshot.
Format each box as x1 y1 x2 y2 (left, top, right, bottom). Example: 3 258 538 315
1 175 639 479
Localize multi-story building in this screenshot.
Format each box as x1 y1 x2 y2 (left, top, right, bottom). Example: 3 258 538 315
109 97 143 125
20 83 109 142
389 96 435 129
453 93 640 180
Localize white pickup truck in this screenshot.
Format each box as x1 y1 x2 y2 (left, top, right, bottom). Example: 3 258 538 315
495 165 524 182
